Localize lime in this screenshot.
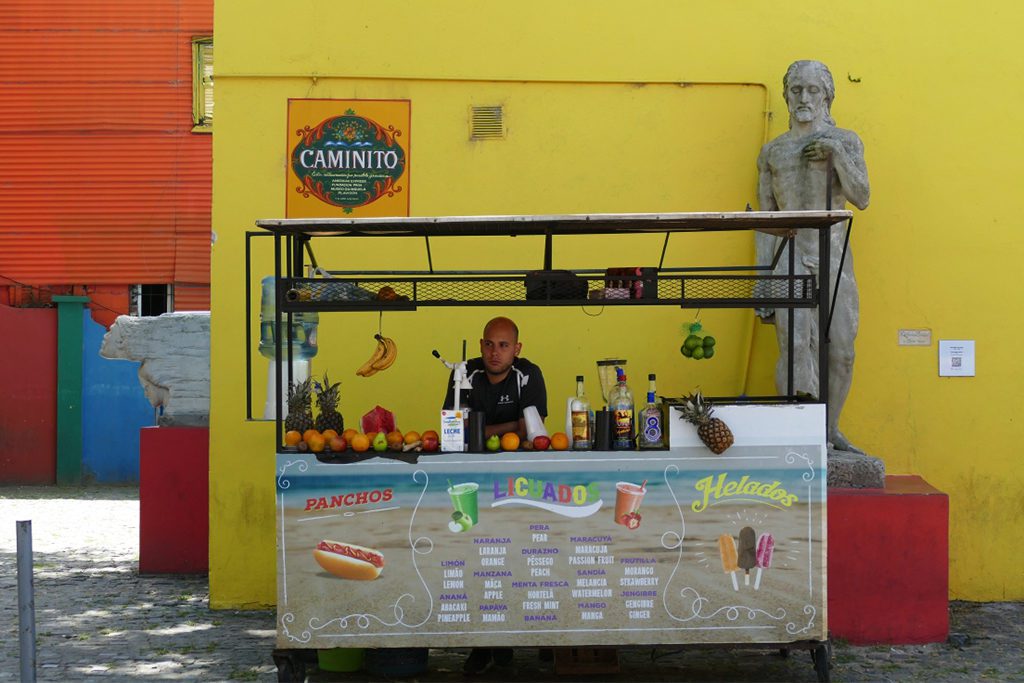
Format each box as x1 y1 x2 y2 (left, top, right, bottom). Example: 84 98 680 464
703 346 715 359
703 335 716 348
691 346 705 360
680 344 693 357
684 334 702 351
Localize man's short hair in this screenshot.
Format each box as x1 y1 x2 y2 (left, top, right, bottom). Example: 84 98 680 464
484 316 519 341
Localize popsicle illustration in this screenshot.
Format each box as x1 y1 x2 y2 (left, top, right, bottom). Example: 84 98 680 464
754 532 774 590
737 526 757 586
718 533 739 591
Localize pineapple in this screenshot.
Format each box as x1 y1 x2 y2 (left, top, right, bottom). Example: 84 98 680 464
313 372 344 433
284 377 315 434
679 391 734 454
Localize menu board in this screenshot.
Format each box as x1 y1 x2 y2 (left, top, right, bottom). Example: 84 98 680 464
276 405 827 649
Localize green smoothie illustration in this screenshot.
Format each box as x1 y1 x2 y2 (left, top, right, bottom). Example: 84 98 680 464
447 482 479 531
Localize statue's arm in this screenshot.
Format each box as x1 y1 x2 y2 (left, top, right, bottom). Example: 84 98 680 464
756 146 779 212
831 131 870 210
806 130 870 210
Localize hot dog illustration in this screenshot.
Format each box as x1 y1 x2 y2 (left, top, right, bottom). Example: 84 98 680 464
313 540 385 580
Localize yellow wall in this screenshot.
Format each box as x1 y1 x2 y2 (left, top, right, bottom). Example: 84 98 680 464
211 1 1024 606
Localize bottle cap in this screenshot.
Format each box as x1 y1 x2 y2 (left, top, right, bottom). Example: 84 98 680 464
576 375 584 381
648 373 656 381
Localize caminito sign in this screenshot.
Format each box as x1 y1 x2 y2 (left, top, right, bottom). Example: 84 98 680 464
289 105 408 215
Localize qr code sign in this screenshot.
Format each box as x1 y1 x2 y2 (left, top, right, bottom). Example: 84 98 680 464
951 357 962 368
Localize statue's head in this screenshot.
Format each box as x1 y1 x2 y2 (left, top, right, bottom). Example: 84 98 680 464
783 60 836 128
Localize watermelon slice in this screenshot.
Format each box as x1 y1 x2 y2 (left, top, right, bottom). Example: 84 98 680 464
361 405 396 435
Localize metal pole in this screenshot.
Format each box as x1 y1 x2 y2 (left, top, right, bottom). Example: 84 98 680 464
17 520 37 682
786 236 795 397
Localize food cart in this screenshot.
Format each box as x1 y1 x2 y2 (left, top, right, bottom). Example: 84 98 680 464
251 211 852 682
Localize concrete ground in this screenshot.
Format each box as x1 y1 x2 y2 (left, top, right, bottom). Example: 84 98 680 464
1 485 1021 682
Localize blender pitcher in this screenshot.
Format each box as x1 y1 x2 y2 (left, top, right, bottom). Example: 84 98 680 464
596 359 626 409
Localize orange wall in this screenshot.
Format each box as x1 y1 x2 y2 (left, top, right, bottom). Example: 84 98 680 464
0 0 212 311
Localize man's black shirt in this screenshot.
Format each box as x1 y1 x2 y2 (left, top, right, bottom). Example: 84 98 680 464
442 357 547 425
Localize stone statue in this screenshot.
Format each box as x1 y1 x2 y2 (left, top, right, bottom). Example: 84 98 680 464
101 312 210 427
755 60 869 454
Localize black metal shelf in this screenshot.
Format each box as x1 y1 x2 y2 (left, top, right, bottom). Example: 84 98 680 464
279 272 817 311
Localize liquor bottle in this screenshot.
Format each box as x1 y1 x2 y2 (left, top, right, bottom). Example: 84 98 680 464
639 374 664 450
609 367 635 450
571 375 592 450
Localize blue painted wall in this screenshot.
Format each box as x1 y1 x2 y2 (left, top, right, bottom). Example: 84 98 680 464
81 311 155 483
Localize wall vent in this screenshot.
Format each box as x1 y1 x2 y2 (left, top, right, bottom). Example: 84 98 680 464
470 106 505 140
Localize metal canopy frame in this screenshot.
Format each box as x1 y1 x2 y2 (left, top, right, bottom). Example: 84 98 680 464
248 210 854 447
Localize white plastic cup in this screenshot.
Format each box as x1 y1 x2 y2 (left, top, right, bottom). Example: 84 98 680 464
523 406 548 442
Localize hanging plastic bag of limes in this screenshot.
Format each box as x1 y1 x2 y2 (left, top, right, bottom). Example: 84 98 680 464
680 322 716 360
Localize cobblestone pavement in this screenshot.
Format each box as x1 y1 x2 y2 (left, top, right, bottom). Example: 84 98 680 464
2 486 1022 682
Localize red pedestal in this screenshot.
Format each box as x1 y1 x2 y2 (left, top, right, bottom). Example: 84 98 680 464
139 426 209 574
827 475 949 644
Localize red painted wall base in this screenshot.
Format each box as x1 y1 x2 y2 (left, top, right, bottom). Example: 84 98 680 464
139 426 209 574
827 475 949 644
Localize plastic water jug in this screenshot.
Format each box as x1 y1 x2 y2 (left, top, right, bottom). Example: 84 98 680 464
258 275 318 361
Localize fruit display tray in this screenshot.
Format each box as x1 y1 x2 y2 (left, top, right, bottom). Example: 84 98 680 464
279 272 817 311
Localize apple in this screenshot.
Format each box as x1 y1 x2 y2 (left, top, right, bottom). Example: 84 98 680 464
329 436 347 452
486 435 501 452
533 435 551 451
421 434 440 452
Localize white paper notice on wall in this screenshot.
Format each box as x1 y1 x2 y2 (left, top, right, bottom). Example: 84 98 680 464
898 328 932 346
938 340 975 377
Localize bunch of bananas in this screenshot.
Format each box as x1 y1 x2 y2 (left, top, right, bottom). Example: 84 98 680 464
356 334 398 377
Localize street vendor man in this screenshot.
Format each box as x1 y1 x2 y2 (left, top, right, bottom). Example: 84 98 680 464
441 315 548 675
442 316 548 440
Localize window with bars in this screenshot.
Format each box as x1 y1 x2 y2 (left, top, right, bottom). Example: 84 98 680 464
130 285 174 316
192 37 214 131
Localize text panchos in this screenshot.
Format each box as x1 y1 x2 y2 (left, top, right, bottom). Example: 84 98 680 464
304 488 393 511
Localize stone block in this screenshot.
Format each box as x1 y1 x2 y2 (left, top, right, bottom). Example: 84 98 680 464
100 312 210 426
827 448 885 489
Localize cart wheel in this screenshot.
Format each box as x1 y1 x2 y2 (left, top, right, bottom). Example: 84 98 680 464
273 651 307 683
811 642 831 683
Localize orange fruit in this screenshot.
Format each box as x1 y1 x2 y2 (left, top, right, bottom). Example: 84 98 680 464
342 428 358 442
307 433 326 453
500 432 520 451
550 432 569 451
351 434 370 452
321 429 339 441
366 431 378 444
422 430 439 441
386 430 404 451
284 430 302 447
303 429 321 444
404 430 421 445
